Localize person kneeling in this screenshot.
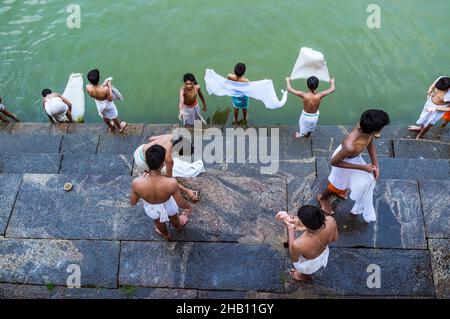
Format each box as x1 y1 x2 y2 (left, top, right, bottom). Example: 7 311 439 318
276 206 338 282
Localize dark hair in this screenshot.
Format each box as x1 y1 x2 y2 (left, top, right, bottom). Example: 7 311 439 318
360 109 390 134
435 77 450 91
307 76 319 91
234 63 246 77
183 73 197 84
41 89 52 97
0 97 2 103
297 205 325 231
145 145 166 171
87 69 100 85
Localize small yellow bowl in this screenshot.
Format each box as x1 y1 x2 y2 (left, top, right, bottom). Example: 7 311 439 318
64 183 73 191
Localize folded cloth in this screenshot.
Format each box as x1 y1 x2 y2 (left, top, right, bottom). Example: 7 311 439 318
416 96 448 127
299 110 319 136
293 246 329 275
45 97 69 122
104 77 123 100
143 196 179 223
180 104 206 125
204 69 288 109
290 47 330 82
328 145 376 223
134 144 206 177
95 99 118 119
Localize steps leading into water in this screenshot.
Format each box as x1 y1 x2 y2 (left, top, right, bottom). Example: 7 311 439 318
0 123 449 299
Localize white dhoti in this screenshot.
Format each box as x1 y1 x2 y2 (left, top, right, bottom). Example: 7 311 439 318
95 99 118 120
143 196 179 223
299 110 319 136
293 246 329 275
328 145 376 223
180 104 206 125
416 97 447 127
44 97 69 122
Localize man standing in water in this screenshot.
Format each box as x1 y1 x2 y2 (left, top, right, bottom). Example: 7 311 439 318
317 110 390 222
286 76 335 138
130 145 192 240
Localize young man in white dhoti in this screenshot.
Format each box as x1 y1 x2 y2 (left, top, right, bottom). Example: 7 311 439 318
130 145 192 241
286 76 335 138
86 69 127 132
178 73 207 126
317 110 390 223
133 133 201 202
408 76 450 139
41 89 74 123
276 206 338 282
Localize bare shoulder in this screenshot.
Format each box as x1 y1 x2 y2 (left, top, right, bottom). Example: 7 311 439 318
325 216 337 228
242 77 250 82
342 139 357 153
227 74 237 81
167 177 179 191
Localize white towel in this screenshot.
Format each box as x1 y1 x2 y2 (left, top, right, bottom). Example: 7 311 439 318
163 157 206 177
416 96 447 127
290 47 330 82
204 69 288 109
180 104 206 125
104 77 124 100
299 110 319 136
94 99 118 119
45 97 69 122
328 145 376 223
293 246 329 275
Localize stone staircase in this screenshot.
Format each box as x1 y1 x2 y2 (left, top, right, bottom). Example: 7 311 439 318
0 122 449 299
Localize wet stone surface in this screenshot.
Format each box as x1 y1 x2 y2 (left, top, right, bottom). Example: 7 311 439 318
0 135 62 154
0 154 61 174
60 153 133 175
419 180 450 239
393 139 450 159
428 239 450 299
0 174 22 235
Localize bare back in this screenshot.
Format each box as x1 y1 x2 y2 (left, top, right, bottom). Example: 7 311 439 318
338 127 374 159
86 84 110 101
294 216 337 260
132 175 177 205
227 74 249 83
302 92 323 114
143 134 173 164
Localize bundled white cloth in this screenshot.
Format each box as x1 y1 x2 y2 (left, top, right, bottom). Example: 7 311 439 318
44 97 69 122
299 110 320 136
204 69 288 109
328 145 376 223
293 246 329 275
143 196 179 223
104 77 123 100
290 47 330 82
416 95 450 127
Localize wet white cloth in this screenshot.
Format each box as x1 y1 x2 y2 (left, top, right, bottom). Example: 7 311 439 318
328 145 376 223
103 77 124 100
0 103 5 111
44 97 69 122
134 144 206 177
204 69 288 109
299 110 319 136
290 47 330 82
180 104 206 125
293 246 329 275
143 196 179 223
95 99 118 119
416 96 449 127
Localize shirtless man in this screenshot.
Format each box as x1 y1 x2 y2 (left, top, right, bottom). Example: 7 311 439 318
286 76 335 138
0 97 20 123
86 69 126 132
178 73 207 125
133 133 199 201
41 89 74 123
276 205 338 282
317 110 390 215
228 63 250 124
130 145 192 240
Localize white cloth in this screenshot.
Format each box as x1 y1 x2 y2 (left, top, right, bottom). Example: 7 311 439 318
293 246 329 275
299 110 319 136
181 104 206 125
0 103 5 111
143 196 179 223
328 145 376 223
416 96 449 127
44 97 69 122
204 69 288 109
134 144 206 177
95 99 118 119
104 77 123 100
290 47 330 82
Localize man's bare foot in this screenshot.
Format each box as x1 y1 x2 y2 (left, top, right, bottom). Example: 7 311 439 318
174 211 190 231
336 190 349 200
289 269 313 282
408 125 422 132
295 132 302 139
154 226 171 240
108 121 115 132
118 121 127 133
415 135 423 140
317 194 334 215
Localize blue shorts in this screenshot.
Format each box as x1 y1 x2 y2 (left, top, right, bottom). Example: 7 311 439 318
232 96 249 109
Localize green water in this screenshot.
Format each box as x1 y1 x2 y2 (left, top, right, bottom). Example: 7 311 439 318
1 0 449 125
